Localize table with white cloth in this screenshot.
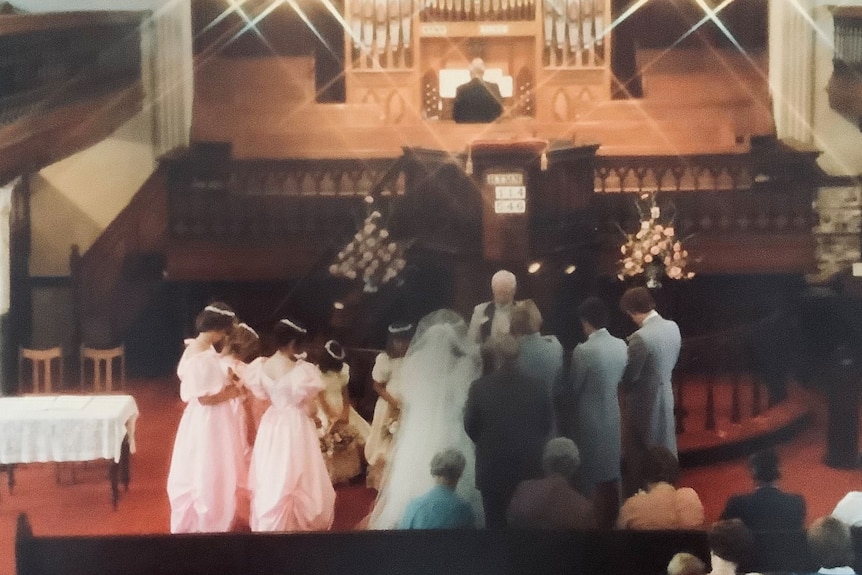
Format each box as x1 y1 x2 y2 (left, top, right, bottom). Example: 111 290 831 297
0 394 139 509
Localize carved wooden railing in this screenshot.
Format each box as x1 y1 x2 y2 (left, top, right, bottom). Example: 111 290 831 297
164 146 817 276
594 154 754 194
593 149 818 274
168 158 405 243
70 167 168 347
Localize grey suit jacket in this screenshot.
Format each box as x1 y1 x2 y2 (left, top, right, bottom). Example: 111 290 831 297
569 328 628 491
620 312 681 456
516 332 563 397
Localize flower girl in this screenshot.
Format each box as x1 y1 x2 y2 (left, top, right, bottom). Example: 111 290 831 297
317 340 371 484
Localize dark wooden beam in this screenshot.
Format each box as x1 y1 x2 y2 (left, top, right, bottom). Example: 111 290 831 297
0 82 143 183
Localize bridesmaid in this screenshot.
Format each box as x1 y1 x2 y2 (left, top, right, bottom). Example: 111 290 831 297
364 321 412 490
167 302 246 533
244 318 336 532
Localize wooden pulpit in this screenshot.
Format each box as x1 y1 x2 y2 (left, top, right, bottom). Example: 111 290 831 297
468 139 548 262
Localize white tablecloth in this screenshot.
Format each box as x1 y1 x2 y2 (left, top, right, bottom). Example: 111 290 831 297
0 395 139 464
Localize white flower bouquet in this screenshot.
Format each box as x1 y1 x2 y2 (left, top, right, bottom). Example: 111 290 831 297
618 193 695 284
329 211 408 292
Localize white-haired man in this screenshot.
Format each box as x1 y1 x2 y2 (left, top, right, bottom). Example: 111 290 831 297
452 57 503 123
468 269 517 346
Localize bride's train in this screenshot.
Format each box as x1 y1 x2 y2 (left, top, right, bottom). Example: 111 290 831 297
368 309 485 529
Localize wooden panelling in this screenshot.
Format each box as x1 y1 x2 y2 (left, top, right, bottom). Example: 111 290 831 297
164 243 325 281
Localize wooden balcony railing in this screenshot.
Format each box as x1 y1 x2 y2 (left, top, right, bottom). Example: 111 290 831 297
164 142 818 275
168 157 405 243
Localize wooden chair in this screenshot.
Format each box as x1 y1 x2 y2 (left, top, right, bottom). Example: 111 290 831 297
80 345 125 392
18 347 64 394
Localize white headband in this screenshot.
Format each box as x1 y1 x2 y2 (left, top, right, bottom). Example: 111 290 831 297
238 323 258 338
324 340 345 361
204 305 235 317
388 323 413 334
279 318 307 333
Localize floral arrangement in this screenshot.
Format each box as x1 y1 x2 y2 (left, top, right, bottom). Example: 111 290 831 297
329 211 408 293
618 193 695 286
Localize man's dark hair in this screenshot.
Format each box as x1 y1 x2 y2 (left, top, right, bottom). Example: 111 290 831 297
620 287 656 315
708 519 753 567
577 296 609 330
642 446 680 486
749 448 780 484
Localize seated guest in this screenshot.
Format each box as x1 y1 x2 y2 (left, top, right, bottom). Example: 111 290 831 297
667 552 707 575
616 446 704 529
398 448 475 529
706 519 754 575
720 448 805 531
507 437 597 530
805 516 858 575
832 491 862 527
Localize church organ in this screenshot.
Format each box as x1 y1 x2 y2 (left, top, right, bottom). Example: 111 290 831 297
344 0 611 123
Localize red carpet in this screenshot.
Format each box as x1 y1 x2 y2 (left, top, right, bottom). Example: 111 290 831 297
0 377 860 575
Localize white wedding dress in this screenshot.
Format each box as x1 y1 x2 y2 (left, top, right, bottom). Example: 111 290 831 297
368 309 485 528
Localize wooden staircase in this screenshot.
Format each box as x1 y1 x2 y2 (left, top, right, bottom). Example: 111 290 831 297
70 167 168 348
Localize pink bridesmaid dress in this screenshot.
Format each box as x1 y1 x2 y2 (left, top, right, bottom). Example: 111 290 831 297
246 359 336 532
167 346 248 533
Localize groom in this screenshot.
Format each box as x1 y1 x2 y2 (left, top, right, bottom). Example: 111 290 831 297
464 335 553 528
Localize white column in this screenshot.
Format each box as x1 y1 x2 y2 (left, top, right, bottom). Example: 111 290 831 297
769 0 815 143
0 178 16 316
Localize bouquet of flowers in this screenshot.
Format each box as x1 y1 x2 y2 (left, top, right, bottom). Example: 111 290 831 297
319 420 362 457
618 193 695 285
329 211 408 293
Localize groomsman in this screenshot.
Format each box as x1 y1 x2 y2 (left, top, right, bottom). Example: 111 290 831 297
464 335 553 528
619 287 681 497
511 299 563 431
568 296 627 529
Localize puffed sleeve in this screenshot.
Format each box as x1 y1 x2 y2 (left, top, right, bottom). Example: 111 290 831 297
293 361 326 403
176 349 226 403
237 356 269 400
371 352 392 383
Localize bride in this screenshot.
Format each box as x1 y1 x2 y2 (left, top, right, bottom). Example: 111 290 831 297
368 309 485 528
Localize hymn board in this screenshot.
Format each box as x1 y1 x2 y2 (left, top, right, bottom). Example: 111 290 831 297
342 0 613 125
